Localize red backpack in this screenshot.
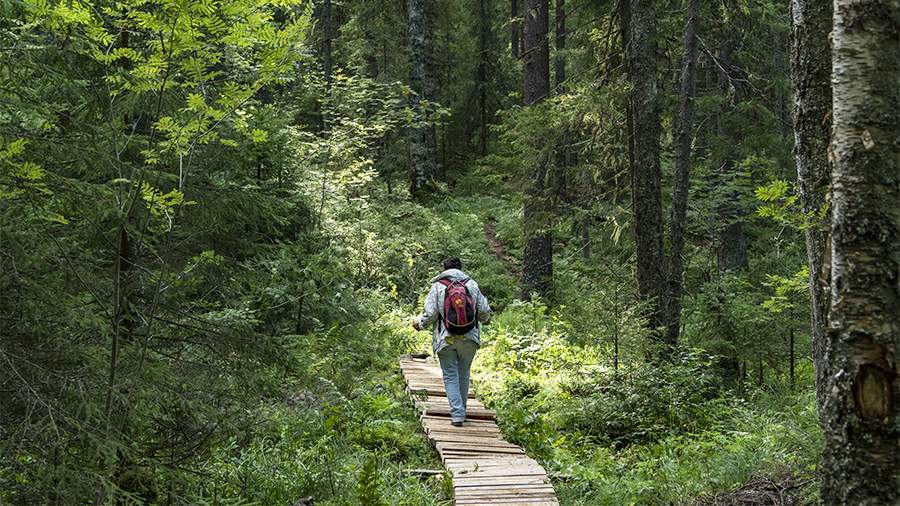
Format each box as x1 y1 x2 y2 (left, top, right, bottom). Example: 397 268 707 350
438 278 478 335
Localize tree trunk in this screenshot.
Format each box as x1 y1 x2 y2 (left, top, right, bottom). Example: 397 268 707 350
665 0 700 347
511 0 521 58
319 0 333 135
819 1 900 503
407 0 438 198
619 0 634 182
789 0 832 415
789 323 795 389
554 0 565 90
627 0 665 331
553 0 569 205
521 0 552 300
715 36 749 272
323 0 333 92
478 0 490 157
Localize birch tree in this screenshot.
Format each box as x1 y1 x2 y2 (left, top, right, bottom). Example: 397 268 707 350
819 0 900 502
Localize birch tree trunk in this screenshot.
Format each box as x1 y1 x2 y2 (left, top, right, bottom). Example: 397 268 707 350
628 0 665 332
407 0 438 198
521 0 553 300
789 0 832 415
819 1 900 503
665 0 700 346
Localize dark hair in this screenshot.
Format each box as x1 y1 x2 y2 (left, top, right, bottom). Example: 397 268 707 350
442 256 462 270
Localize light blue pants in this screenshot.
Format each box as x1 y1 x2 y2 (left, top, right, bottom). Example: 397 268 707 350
437 338 478 422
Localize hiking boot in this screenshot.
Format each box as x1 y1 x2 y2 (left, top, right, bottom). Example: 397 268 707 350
451 421 463 427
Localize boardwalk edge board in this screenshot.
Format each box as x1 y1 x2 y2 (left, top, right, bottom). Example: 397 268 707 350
399 356 560 506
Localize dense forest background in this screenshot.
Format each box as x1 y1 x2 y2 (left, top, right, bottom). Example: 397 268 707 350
1 0 896 504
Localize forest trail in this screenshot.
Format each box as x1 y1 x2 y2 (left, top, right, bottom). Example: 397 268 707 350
399 356 559 506
483 220 521 279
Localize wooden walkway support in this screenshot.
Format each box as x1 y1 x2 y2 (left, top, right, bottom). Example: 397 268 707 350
400 356 560 506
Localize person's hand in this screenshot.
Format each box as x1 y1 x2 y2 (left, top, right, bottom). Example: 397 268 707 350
412 320 422 331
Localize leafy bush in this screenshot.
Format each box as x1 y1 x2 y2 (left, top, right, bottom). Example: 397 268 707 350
564 351 734 446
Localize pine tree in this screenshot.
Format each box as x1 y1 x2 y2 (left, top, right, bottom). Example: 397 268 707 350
521 0 553 300
626 0 665 332
665 0 700 346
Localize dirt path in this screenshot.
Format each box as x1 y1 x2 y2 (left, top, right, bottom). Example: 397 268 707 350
483 220 520 280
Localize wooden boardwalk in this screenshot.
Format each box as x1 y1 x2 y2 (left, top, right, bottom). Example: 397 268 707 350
400 356 559 506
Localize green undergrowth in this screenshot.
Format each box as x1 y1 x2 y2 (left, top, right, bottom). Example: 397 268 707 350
180 300 450 505
471 302 822 505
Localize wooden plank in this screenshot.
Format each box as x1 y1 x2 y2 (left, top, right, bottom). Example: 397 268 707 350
455 499 558 506
418 403 489 413
445 457 541 467
455 502 558 506
456 488 557 498
421 413 496 422
420 405 496 420
441 450 528 459
454 479 552 489
455 499 559 505
424 425 499 434
446 461 542 471
452 468 547 478
409 386 477 398
425 428 502 438
452 467 547 477
455 492 558 501
419 394 485 405
401 373 444 379
429 435 508 446
425 418 499 428
437 439 520 448
437 443 524 454
429 435 507 444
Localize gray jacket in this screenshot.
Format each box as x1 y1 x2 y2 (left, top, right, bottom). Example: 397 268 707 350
417 269 492 354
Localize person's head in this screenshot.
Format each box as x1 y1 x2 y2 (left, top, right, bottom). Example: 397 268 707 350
442 256 462 270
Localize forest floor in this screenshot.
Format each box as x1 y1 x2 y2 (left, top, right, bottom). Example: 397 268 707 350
483 220 521 279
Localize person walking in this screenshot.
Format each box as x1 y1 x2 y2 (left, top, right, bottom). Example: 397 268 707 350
413 257 492 426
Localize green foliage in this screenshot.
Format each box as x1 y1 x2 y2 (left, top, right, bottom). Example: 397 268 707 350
566 352 734 446
356 454 386 506
1 0 823 503
755 179 805 228
0 139 49 200
762 267 810 314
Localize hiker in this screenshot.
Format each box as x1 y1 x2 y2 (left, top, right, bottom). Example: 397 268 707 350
413 257 492 427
